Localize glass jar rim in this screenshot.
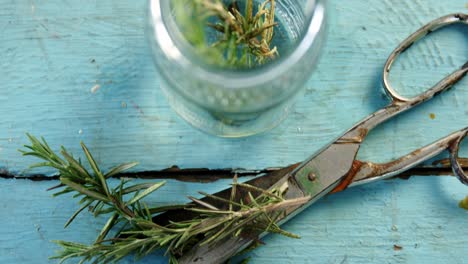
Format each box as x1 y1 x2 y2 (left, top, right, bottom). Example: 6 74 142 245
148 0 326 89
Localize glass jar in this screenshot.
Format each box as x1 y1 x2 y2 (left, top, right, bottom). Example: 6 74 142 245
147 0 326 137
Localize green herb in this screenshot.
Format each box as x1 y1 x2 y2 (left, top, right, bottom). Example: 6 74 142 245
20 134 308 263
459 196 468 210
173 0 279 68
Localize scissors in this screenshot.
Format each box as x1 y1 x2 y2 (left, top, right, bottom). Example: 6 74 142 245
159 13 468 263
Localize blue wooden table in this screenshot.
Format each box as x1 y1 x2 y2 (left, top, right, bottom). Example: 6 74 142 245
1 1 467 263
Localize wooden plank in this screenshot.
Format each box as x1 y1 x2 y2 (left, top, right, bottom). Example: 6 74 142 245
0 176 466 263
0 0 467 175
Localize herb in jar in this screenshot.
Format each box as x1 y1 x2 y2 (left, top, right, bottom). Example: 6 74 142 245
173 0 279 68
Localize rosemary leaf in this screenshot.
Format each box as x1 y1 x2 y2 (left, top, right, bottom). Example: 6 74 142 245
121 182 162 195
104 162 139 179
60 151 93 181
188 196 220 210
80 142 110 198
64 200 93 228
198 191 246 209
60 177 110 202
95 213 119 243
148 204 188 214
126 181 166 206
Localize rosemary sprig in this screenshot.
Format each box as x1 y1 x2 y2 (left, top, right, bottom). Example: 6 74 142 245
173 0 279 68
20 135 309 263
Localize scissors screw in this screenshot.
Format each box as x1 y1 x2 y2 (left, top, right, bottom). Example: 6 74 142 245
308 172 317 182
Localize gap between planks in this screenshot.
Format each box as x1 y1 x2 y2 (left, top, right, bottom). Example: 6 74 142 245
0 158 466 183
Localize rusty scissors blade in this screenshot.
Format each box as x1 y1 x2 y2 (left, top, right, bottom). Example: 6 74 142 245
176 13 468 263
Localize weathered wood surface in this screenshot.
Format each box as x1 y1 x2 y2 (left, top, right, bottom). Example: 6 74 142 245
0 0 467 263
0 0 467 175
1 177 466 263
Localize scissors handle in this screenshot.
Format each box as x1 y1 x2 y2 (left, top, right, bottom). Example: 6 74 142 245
338 13 468 186
340 13 468 144
383 13 468 102
449 129 468 185
349 127 468 187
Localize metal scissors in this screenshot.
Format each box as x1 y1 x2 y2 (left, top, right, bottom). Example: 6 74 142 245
165 13 468 263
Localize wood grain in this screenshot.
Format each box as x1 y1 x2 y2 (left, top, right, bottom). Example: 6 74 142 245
0 176 466 264
0 1 467 263
0 0 467 176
